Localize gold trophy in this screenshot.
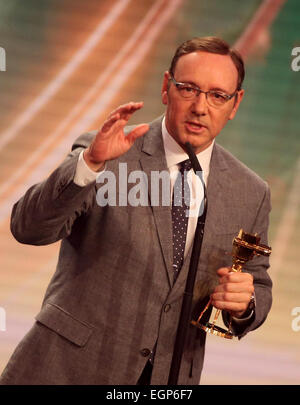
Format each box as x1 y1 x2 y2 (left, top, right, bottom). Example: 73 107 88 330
191 229 272 339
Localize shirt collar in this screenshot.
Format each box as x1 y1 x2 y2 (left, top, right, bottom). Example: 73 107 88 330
161 116 214 175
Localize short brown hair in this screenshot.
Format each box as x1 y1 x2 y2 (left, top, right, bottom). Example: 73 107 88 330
169 36 245 90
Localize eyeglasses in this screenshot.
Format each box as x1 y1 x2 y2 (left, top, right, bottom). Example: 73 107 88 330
169 75 238 108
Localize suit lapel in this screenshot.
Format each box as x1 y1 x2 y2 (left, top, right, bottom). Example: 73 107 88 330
204 144 241 235
204 143 228 235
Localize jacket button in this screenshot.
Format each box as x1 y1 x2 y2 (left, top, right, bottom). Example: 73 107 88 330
140 348 151 357
164 304 171 312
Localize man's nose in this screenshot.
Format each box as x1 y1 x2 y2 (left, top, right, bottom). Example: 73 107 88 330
191 92 208 115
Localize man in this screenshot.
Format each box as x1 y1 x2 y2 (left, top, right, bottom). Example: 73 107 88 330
0 37 272 385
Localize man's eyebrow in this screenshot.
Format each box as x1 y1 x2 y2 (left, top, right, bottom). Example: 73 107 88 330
209 87 231 93
179 79 231 93
177 79 198 87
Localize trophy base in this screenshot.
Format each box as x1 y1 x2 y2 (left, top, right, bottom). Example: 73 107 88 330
191 320 234 339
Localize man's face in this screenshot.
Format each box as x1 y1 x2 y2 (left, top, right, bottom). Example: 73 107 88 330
161 51 244 153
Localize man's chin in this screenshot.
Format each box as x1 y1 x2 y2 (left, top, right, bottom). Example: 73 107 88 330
184 137 214 154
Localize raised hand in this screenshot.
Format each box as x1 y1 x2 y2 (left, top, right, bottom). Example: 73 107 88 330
83 102 149 171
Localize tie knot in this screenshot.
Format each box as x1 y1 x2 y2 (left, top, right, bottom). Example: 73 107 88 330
179 159 192 173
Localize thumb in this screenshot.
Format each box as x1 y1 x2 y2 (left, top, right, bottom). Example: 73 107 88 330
216 267 231 277
127 124 149 143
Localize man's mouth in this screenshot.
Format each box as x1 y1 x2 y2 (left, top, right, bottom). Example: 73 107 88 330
185 121 207 133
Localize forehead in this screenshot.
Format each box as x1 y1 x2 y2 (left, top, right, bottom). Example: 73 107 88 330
174 51 239 92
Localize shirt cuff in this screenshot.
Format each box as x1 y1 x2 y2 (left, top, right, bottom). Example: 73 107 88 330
231 310 254 323
74 150 105 187
231 292 256 323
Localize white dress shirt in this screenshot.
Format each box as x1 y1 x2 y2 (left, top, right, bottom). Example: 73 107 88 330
161 117 214 257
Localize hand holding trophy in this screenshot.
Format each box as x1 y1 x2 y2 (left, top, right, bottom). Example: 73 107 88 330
191 229 272 339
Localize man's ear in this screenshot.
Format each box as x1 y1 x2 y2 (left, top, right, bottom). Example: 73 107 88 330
228 89 244 120
161 71 170 105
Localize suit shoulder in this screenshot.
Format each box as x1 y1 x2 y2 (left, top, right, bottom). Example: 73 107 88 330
215 144 269 191
71 131 98 151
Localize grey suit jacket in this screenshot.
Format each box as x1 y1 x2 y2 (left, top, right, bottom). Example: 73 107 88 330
0 116 272 385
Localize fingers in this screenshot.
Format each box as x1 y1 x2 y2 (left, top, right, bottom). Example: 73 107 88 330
211 291 252 305
217 267 254 285
211 267 254 316
210 297 250 315
108 101 144 121
213 279 254 293
101 113 121 133
211 288 252 315
89 102 148 163
216 267 231 277
127 124 150 143
101 102 144 134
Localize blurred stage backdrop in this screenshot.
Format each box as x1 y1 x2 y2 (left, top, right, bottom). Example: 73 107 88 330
0 0 299 385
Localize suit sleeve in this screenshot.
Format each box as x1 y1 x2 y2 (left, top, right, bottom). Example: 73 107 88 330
222 182 273 338
10 132 97 246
